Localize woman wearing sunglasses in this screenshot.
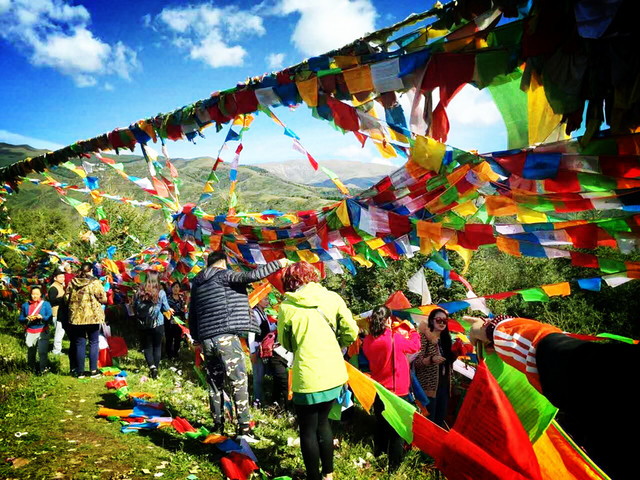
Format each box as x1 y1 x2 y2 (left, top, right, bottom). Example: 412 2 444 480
414 308 455 428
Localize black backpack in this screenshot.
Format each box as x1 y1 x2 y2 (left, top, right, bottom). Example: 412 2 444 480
134 295 156 329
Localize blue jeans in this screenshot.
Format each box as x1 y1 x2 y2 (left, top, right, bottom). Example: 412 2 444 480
427 381 449 428
72 324 100 374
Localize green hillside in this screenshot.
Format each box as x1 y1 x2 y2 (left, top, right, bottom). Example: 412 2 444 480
0 143 342 221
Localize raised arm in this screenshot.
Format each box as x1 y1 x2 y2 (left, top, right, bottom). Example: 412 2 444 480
226 259 286 285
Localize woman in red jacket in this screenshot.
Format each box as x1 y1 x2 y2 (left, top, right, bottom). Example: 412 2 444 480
362 305 420 472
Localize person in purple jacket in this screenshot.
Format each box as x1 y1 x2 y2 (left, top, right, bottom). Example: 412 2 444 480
362 305 420 472
19 286 53 374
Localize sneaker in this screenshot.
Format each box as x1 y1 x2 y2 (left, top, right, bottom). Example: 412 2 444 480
237 426 260 444
150 367 158 379
89 370 101 378
237 432 260 444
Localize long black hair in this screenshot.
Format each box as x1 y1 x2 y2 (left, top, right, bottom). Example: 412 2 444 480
369 305 391 338
427 308 455 366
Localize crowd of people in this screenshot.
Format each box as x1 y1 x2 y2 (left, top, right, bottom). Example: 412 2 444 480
13 255 459 479
9 254 635 480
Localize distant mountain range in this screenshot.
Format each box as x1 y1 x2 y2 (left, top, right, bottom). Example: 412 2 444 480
0 143 395 216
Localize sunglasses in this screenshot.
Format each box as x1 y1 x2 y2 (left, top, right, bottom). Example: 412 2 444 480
434 317 448 325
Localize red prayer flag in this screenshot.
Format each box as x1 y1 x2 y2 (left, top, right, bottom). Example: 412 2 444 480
412 361 543 480
220 452 259 480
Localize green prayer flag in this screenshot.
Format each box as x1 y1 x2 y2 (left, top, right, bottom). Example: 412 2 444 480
579 137 618 156
284 250 300 262
485 353 557 443
426 175 448 192
328 401 342 421
442 212 466 230
475 49 511 89
429 250 454 271
600 218 632 235
596 333 636 344
597 257 625 274
577 172 617 192
518 287 549 302
488 72 528 149
95 206 106 220
374 382 416 443
439 186 459 206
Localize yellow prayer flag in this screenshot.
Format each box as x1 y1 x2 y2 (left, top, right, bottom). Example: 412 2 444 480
419 237 434 255
472 160 501 182
342 66 374 94
541 282 571 297
138 120 157 143
297 250 320 264
447 243 473 274
336 200 351 227
528 71 568 146
103 259 120 275
427 27 449 39
296 77 318 107
90 191 103 205
74 202 92 217
373 140 397 159
516 206 548 224
451 200 478 216
365 238 385 250
412 135 446 172
388 128 410 144
351 254 373 268
203 182 215 193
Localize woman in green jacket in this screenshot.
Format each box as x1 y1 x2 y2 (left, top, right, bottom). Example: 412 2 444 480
278 262 358 480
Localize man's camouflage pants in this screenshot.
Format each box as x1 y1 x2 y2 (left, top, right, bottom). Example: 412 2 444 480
202 334 251 429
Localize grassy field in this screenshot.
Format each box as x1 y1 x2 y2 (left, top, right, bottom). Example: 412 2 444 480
0 309 439 480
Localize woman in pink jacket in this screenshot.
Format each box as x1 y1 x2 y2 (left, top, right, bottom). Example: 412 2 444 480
362 305 420 472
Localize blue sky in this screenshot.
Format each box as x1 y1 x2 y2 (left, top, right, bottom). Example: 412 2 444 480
0 0 507 166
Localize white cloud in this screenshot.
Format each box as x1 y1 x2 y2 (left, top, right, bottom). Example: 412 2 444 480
446 84 502 126
275 0 377 56
149 3 265 69
0 0 139 87
0 129 64 150
104 82 114 91
267 52 285 70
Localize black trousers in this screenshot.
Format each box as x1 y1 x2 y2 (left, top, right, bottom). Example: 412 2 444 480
140 324 164 369
373 395 406 471
295 400 334 480
537 333 639 480
164 320 182 359
269 353 290 408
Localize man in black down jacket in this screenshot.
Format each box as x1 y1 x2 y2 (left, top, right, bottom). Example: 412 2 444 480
189 251 286 441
